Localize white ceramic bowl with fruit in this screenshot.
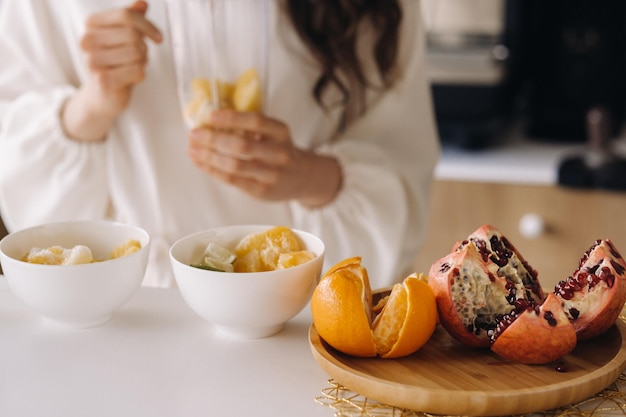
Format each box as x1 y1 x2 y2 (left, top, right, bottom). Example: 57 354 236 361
0 220 151 328
169 225 325 339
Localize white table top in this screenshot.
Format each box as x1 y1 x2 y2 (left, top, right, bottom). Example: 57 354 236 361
0 277 331 417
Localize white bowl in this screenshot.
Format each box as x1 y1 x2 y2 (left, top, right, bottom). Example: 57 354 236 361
0 221 151 328
169 225 325 339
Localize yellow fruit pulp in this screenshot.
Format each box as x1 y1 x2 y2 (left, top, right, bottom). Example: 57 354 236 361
109 239 142 259
233 226 314 272
186 68 262 119
232 68 262 112
22 239 140 265
277 250 316 269
372 274 438 358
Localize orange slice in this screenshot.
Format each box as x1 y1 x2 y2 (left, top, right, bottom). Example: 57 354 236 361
191 77 212 100
215 79 235 109
232 68 262 112
277 250 316 269
372 273 438 358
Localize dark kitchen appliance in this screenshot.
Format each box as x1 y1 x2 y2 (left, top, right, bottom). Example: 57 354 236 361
558 106 626 191
520 0 626 142
423 0 525 150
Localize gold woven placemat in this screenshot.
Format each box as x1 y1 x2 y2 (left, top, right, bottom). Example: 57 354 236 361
315 374 626 417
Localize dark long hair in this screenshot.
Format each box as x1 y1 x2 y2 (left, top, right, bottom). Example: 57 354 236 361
284 0 403 117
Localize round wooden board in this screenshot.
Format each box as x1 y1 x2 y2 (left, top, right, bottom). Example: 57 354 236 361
309 319 626 416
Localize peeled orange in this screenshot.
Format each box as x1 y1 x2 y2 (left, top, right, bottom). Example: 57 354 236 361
311 257 438 359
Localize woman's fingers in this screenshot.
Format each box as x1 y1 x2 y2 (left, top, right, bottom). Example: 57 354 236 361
207 110 290 144
92 63 147 90
189 127 291 166
81 26 144 50
80 1 162 93
85 40 146 68
85 1 162 44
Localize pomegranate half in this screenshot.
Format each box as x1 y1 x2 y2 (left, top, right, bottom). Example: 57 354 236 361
429 225 626 365
428 224 545 348
554 239 626 341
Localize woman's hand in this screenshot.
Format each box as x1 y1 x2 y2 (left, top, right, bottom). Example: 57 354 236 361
187 110 342 208
62 1 162 142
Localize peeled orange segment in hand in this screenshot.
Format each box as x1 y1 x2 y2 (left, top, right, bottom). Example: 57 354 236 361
233 68 263 112
191 78 212 100
311 256 377 357
215 80 235 109
311 258 438 358
185 77 215 127
372 274 438 359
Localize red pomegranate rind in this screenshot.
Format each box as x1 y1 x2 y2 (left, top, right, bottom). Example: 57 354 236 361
554 239 626 341
490 293 577 364
428 225 545 348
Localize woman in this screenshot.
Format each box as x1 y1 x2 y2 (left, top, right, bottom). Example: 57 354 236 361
0 0 439 288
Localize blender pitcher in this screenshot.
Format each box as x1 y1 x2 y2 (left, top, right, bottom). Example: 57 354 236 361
165 0 269 128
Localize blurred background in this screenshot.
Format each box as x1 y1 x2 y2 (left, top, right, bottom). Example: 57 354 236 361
416 0 626 288
422 0 626 150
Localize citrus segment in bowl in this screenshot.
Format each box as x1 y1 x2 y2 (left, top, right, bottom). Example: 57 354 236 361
233 225 310 272
277 250 316 269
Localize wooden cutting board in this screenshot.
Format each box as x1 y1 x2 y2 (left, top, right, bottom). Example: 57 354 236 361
309 319 626 416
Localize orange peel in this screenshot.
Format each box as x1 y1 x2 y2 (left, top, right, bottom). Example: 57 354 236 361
311 257 438 358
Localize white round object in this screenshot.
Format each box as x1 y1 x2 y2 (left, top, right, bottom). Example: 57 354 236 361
518 213 545 239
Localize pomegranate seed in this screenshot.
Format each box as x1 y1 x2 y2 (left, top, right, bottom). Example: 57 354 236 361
543 311 557 326
611 259 625 276
555 362 568 372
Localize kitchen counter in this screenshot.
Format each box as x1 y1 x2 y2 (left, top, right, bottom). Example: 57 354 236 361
435 126 626 186
414 127 626 288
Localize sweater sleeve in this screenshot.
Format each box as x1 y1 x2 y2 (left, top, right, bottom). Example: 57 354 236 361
289 1 440 288
0 0 110 232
